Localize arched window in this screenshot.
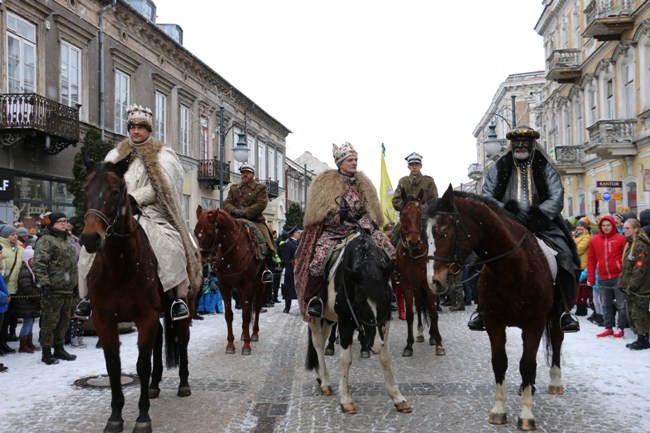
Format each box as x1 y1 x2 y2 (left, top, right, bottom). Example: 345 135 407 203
627 181 637 213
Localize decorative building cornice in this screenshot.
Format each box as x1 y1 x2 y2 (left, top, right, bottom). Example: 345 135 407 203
612 40 637 61
632 19 650 42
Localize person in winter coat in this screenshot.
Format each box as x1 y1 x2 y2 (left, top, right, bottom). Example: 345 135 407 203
639 209 650 239
618 218 650 350
0 224 24 352
0 245 9 371
587 215 628 338
13 247 41 353
279 228 300 314
574 218 592 316
32 212 78 365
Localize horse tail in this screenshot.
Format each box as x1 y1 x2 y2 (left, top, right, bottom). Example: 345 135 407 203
543 320 553 366
417 286 430 328
305 327 318 371
163 314 181 369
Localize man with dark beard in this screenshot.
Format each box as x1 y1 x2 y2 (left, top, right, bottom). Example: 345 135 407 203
468 126 581 333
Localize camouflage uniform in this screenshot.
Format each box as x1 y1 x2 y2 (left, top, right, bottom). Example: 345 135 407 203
618 236 650 336
391 173 438 212
33 226 78 348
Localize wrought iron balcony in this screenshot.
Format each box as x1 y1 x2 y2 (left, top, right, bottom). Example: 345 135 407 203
583 0 634 41
553 145 586 175
585 119 637 159
265 179 279 199
546 49 582 83
197 159 231 189
0 93 80 154
467 163 483 181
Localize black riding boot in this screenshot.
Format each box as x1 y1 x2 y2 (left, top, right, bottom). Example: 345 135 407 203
304 274 326 318
283 299 291 314
467 310 485 331
170 299 190 321
557 269 580 333
74 298 91 320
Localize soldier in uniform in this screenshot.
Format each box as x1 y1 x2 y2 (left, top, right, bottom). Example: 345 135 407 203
391 152 438 212
224 163 279 281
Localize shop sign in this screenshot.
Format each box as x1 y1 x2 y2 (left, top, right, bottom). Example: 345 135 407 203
0 168 15 201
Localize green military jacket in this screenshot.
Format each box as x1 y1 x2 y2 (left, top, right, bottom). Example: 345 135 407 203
32 227 78 294
391 173 438 211
224 179 269 224
619 236 650 298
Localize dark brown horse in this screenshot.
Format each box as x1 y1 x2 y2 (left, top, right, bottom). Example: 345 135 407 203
194 206 265 355
396 189 444 357
427 185 565 431
80 159 193 433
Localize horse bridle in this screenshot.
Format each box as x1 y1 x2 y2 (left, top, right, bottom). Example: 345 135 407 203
427 204 528 274
202 210 259 278
84 181 138 239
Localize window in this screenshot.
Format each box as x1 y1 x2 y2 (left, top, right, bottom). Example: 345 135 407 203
588 88 597 125
180 104 190 155
627 182 637 213
60 42 81 107
114 70 130 135
6 13 36 93
258 141 266 180
155 91 167 143
276 152 284 188
579 194 586 216
624 60 635 118
182 195 190 230
200 116 209 159
567 196 573 217
267 146 275 181
605 79 614 119
575 98 583 145
564 107 571 145
644 44 650 110
201 197 218 210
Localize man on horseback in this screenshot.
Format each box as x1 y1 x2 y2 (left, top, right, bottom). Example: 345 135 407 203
469 125 580 333
224 163 280 283
75 105 202 321
391 152 438 212
294 142 395 319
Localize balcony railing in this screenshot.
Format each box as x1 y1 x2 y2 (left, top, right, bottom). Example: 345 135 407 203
583 0 634 41
197 159 231 189
546 49 582 83
467 163 483 181
265 179 279 199
0 93 80 154
553 145 586 175
585 119 637 158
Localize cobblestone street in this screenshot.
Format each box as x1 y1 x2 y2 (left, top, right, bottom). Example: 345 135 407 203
3 303 649 433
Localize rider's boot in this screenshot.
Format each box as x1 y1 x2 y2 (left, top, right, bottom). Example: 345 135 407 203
73 298 92 320
467 309 485 331
171 298 190 321
304 274 326 318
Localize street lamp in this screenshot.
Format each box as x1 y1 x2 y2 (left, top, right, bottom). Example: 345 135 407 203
218 107 250 208
483 123 504 158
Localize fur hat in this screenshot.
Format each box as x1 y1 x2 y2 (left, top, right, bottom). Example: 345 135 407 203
127 104 153 131
239 162 256 174
0 224 17 238
506 126 540 141
332 142 357 167
48 212 67 227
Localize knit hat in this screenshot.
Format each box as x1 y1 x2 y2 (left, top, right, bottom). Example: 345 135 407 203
332 142 357 167
614 213 624 223
0 224 17 238
16 227 29 237
22 246 34 262
48 212 67 227
577 220 590 230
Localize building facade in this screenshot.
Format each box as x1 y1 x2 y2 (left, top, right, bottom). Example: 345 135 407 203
0 0 291 230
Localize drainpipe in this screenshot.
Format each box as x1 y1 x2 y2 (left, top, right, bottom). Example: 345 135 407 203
98 0 117 140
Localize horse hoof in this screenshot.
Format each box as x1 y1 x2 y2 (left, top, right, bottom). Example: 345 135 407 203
177 386 191 397
517 417 536 431
324 348 335 356
394 401 412 413
341 403 357 414
548 385 564 395
321 386 333 396
103 419 124 433
251 334 259 342
435 346 446 356
132 421 152 433
360 350 371 359
416 336 424 343
242 348 252 355
488 413 508 425
402 348 413 357
148 388 160 399
226 347 236 354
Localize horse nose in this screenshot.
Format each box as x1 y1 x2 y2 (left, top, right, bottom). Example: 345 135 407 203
80 232 103 253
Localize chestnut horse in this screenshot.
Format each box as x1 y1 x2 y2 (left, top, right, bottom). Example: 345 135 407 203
427 185 565 431
194 206 265 355
396 189 444 357
306 230 411 414
80 159 193 433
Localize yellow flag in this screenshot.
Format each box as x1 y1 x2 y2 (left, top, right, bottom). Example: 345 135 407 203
380 143 396 222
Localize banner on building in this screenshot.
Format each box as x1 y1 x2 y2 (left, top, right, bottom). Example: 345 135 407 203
379 143 397 222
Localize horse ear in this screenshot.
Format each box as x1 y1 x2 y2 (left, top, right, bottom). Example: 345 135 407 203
84 156 96 175
115 154 131 177
196 205 203 219
430 184 455 214
417 189 425 202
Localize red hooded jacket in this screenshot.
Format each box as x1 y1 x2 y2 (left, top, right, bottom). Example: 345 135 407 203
587 215 626 285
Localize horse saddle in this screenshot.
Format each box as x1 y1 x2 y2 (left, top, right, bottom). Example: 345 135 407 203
535 236 558 281
240 220 269 260
324 232 362 283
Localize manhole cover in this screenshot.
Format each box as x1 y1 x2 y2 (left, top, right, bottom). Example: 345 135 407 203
74 373 140 389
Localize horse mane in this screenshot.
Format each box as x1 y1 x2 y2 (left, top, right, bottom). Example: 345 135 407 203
427 190 520 225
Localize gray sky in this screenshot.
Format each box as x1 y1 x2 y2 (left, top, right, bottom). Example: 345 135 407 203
153 0 545 190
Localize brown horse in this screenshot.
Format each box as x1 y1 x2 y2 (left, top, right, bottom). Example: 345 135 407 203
194 206 265 355
80 158 192 433
427 185 565 431
396 189 444 357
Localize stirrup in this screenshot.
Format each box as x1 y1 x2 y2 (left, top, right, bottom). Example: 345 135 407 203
307 297 324 318
73 299 92 320
170 299 190 321
559 311 580 333
262 270 273 283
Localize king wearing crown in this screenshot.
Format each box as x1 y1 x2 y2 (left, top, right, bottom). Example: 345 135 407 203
75 104 202 321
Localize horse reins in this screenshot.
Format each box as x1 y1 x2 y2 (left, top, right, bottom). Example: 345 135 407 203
204 210 260 278
84 182 139 239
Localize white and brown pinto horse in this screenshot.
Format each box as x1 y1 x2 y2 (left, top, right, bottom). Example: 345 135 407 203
305 229 411 414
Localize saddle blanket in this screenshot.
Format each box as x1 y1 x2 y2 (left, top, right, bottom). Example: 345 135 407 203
536 236 557 281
